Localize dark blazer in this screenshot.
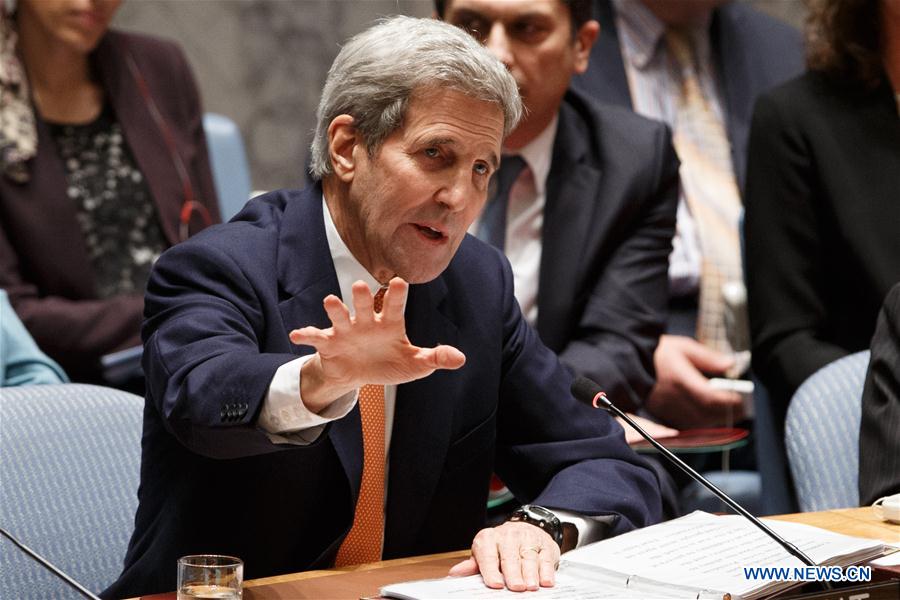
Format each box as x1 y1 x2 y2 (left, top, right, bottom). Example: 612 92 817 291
745 72 900 417
859 282 900 505
104 184 662 598
538 90 678 410
0 30 220 382
572 0 803 190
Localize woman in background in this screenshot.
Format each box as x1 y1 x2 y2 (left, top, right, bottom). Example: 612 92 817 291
744 0 900 423
0 0 220 384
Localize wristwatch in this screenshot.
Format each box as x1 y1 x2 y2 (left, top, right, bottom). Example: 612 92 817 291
509 504 577 551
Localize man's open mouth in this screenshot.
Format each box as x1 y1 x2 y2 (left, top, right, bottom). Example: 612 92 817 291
414 224 445 240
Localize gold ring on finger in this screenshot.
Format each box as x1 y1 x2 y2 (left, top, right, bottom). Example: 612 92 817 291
519 546 541 558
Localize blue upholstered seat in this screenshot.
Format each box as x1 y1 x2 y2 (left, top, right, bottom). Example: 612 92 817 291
785 351 869 512
203 113 253 222
0 384 143 598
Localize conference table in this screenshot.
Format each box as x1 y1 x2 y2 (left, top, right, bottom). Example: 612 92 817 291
137 507 898 599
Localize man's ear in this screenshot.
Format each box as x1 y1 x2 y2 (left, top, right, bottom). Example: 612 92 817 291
327 115 359 182
572 20 600 74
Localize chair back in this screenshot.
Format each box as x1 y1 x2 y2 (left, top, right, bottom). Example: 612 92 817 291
203 113 252 221
0 384 143 598
785 351 869 512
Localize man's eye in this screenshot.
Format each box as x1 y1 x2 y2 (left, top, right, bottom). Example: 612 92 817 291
513 21 545 41
473 163 489 176
424 148 440 159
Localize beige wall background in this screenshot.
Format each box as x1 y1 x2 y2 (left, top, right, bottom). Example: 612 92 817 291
114 0 808 192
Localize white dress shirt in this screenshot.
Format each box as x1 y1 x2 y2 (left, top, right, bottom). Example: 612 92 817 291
258 196 397 449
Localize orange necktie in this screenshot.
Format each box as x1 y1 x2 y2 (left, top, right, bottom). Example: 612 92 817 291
334 287 387 566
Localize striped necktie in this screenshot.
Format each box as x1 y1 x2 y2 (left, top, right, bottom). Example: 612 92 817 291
334 286 387 566
666 28 749 363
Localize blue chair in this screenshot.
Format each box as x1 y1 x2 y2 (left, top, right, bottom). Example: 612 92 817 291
0 384 143 598
203 113 253 221
785 351 869 512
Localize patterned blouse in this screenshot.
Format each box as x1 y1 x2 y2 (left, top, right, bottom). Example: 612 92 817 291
48 105 167 299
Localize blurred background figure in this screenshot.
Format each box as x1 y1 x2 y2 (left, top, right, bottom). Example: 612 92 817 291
574 0 803 431
1 289 68 386
745 0 900 453
571 0 803 515
0 0 219 388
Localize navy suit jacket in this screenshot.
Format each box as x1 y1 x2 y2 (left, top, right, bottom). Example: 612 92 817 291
104 184 662 598
572 0 803 189
537 90 678 410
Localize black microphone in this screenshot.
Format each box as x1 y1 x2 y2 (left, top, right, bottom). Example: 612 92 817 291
0 525 101 600
571 376 828 576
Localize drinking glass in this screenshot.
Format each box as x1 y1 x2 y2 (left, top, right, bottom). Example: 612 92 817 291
177 554 243 599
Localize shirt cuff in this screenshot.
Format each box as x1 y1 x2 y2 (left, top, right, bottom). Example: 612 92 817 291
258 355 357 445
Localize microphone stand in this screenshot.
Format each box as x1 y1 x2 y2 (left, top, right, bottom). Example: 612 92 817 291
572 376 832 592
0 525 102 600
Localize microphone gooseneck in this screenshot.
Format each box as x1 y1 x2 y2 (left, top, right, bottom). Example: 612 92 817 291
571 376 827 577
0 525 102 600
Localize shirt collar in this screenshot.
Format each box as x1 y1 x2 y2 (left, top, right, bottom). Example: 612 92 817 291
613 0 666 70
321 195 381 310
509 112 558 196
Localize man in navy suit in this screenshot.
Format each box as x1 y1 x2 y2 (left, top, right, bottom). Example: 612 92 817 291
104 16 661 599
435 0 679 417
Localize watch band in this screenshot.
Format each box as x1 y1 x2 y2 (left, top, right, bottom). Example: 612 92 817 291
509 504 572 549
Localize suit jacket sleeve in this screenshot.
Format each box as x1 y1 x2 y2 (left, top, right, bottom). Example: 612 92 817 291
142 238 296 459
745 90 848 404
858 283 900 505
0 291 69 385
493 251 663 534
555 121 678 411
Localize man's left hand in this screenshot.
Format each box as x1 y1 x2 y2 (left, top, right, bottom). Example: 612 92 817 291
448 521 560 591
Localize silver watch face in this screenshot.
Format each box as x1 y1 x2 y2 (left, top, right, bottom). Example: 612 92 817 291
522 504 560 526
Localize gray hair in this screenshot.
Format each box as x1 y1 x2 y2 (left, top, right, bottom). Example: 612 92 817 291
309 15 522 178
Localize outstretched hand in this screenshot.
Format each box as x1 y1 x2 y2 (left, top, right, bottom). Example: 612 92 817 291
291 277 466 413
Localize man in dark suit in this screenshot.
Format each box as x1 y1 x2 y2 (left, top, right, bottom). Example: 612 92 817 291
436 0 680 416
573 0 803 429
859 282 900 505
104 16 661 599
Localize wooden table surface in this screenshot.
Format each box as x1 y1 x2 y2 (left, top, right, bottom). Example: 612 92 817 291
137 506 899 599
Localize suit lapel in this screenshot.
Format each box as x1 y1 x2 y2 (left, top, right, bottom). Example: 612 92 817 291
383 276 459 556
94 33 185 245
537 97 602 346
274 187 365 502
